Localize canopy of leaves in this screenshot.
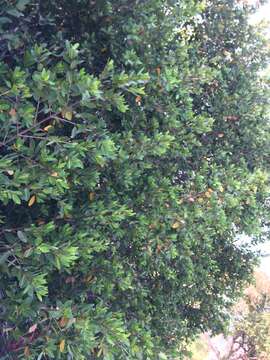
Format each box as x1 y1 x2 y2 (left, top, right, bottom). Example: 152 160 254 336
0 0 269 359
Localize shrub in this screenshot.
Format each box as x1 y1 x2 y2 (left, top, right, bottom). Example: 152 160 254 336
0 0 269 359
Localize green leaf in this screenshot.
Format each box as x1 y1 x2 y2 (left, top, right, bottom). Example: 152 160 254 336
17 230 28 243
16 0 31 11
6 8 22 17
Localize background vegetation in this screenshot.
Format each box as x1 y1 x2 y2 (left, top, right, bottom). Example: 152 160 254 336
188 271 270 360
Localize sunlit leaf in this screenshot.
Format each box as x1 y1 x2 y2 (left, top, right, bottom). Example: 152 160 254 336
28 195 36 207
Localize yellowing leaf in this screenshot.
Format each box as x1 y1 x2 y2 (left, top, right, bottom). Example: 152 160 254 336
97 347 103 357
43 125 53 132
24 346 30 357
172 221 180 229
9 108 17 117
65 111 73 120
89 192 95 201
205 191 212 198
135 95 141 105
61 108 73 120
171 220 185 229
84 274 95 284
37 219 45 225
59 317 68 328
51 172 58 177
59 339 65 353
28 195 36 207
223 50 231 57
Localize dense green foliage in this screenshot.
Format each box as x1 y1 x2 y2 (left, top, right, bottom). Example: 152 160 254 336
0 0 269 359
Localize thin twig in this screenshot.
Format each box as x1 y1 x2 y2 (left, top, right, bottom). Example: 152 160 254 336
0 116 52 147
0 100 81 148
34 99 40 124
0 90 11 97
20 134 48 140
53 115 78 126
